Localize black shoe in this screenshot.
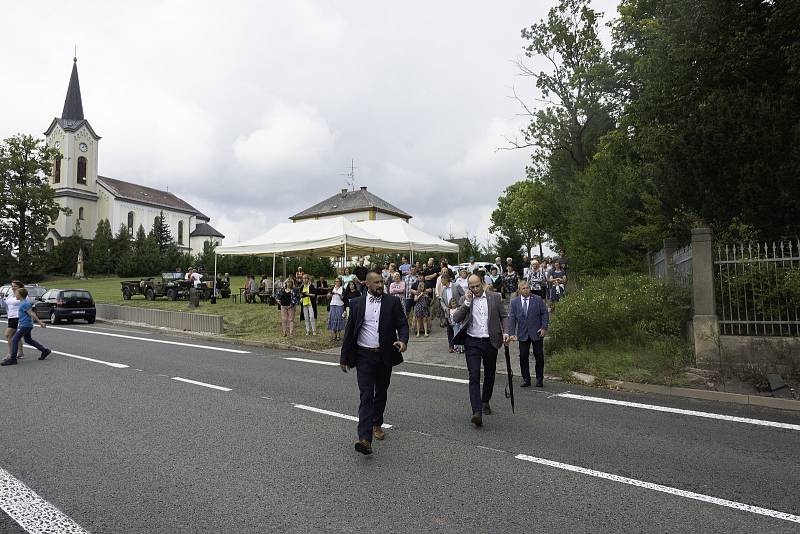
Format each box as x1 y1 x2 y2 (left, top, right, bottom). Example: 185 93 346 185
521 380 532 388
481 402 491 415
535 379 543 387
354 439 373 455
39 349 52 361
471 412 482 427
1 357 17 366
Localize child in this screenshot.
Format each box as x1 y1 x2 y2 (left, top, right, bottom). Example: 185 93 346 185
413 281 430 337
1 287 50 366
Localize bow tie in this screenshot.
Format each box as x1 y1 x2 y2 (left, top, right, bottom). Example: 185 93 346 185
369 295 382 303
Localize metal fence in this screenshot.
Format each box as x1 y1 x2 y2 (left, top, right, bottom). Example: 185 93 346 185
96 304 224 334
714 241 800 336
673 245 693 289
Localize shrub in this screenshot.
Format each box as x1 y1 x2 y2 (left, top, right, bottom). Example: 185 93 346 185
549 274 691 352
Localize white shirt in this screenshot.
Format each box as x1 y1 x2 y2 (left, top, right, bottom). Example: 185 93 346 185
330 286 344 307
357 296 381 348
442 284 453 306
190 272 203 288
466 293 490 339
456 277 469 291
5 295 21 319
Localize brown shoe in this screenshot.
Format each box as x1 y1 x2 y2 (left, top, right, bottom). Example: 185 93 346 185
354 439 373 455
373 426 385 440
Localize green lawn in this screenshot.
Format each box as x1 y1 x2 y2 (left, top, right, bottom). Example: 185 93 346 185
43 275 339 349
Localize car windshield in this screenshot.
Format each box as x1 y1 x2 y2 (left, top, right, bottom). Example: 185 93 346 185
163 273 183 280
26 287 46 298
62 290 92 300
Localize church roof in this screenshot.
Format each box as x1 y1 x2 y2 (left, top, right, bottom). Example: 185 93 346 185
290 186 411 221
97 176 208 219
190 222 225 238
62 58 84 121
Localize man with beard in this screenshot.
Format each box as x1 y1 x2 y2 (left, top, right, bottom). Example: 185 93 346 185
340 271 409 455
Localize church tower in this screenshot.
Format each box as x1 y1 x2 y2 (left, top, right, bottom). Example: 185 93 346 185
44 57 101 245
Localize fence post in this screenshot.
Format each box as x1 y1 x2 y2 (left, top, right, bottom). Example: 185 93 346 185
691 227 719 365
663 237 678 281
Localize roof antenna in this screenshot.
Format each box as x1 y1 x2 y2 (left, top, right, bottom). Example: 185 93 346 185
339 159 357 191
73 44 77 62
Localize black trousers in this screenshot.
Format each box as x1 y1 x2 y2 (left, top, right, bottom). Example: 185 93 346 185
464 336 497 413
356 349 392 442
519 338 545 382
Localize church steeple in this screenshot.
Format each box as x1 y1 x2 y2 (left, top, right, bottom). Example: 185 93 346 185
61 57 84 120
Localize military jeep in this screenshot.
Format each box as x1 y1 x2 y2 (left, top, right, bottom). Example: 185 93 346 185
120 273 192 301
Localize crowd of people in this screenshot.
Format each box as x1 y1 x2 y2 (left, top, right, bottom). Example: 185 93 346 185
262 251 568 345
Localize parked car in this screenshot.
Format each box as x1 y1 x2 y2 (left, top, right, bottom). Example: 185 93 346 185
0 284 47 315
455 262 494 275
34 289 96 324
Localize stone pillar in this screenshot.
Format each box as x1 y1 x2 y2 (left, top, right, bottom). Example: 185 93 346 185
663 237 678 281
691 227 719 365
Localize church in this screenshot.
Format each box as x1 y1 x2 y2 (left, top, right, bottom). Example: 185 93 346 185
43 58 224 256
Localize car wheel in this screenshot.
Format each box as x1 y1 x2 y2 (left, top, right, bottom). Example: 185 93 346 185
145 288 155 301
122 287 131 300
50 310 59 324
167 288 178 301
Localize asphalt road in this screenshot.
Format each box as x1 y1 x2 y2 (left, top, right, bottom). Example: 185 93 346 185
1 322 798 533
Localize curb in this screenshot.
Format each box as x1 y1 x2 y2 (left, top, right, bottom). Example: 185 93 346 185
96 318 800 413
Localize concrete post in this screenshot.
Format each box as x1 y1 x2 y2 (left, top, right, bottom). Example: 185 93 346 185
663 237 678 281
691 227 719 365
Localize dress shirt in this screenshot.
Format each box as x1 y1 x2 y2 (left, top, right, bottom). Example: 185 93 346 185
466 293 490 339
357 296 381 348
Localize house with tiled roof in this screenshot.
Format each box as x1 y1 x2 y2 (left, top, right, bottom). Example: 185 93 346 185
290 186 410 223
44 58 223 255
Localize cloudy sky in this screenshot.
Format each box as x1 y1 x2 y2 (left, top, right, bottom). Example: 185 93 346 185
2 0 619 247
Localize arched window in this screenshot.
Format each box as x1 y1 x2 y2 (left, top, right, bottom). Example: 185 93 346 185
78 207 84 220
45 238 55 253
178 221 184 245
54 158 61 184
127 211 135 233
77 156 87 185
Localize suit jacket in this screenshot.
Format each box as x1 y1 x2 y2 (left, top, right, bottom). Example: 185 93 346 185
506 294 549 342
438 282 465 315
340 293 410 368
452 290 507 349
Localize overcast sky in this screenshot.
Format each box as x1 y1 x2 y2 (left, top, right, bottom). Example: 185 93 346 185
2 0 619 247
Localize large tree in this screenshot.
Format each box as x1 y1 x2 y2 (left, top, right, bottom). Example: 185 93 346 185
89 219 114 275
491 180 551 258
0 134 68 276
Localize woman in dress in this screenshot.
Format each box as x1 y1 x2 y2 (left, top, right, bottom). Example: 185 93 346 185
549 261 567 308
327 277 345 341
342 280 358 319
413 281 431 337
277 278 299 337
502 264 519 300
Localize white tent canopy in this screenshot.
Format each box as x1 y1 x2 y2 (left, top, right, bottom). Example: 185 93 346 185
354 219 458 254
215 216 408 257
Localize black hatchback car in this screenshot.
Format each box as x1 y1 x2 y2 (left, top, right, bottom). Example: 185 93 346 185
34 289 96 324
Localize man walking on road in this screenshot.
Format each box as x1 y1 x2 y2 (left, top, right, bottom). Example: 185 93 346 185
506 280 549 387
453 275 508 427
340 271 409 455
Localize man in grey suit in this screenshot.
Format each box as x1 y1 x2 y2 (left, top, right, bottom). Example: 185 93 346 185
507 280 549 387
453 274 509 427
439 271 465 352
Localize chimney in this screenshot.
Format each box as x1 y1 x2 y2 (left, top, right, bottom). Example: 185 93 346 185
340 188 347 197
360 186 367 191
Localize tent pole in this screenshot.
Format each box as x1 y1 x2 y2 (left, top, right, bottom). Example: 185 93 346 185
344 240 347 269
271 253 275 293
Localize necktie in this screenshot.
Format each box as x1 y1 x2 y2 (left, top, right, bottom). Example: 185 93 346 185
523 298 528 317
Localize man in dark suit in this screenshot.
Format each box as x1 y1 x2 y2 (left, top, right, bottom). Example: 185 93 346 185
506 280 549 387
453 274 509 427
341 271 409 455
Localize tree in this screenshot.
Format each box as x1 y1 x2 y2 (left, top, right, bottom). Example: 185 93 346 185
0 134 68 276
491 180 552 258
112 224 136 277
52 222 86 275
134 224 159 275
88 219 114 275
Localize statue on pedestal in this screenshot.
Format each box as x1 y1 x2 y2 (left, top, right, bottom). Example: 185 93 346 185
75 248 85 279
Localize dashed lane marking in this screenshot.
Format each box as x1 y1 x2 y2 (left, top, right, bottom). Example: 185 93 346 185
0 340 128 368
293 404 392 428
554 392 800 431
284 357 338 366
516 454 800 524
170 377 232 391
0 465 90 533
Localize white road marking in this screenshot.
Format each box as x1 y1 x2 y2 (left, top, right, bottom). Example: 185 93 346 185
0 466 90 533
516 454 800 524
285 357 469 383
394 370 469 384
555 393 800 431
0 340 129 368
285 357 338 366
171 377 232 391
21 322 251 354
293 404 392 428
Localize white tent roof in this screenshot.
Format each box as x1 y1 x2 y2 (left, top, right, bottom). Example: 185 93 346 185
215 217 409 257
355 219 459 253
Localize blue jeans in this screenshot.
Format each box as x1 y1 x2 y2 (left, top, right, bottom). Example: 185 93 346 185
11 327 48 359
